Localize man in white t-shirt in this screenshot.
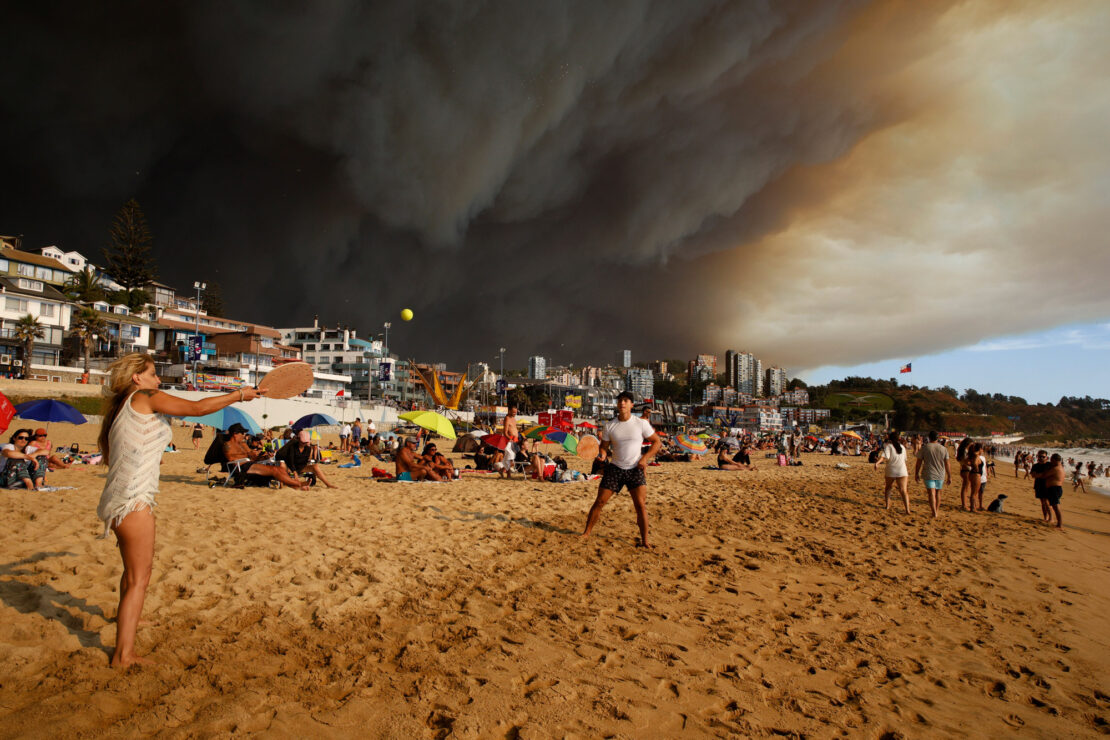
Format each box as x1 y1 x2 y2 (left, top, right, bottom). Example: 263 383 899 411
581 391 662 548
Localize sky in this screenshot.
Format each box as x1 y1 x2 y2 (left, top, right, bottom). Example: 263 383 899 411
801 320 1110 404
0 1 1107 400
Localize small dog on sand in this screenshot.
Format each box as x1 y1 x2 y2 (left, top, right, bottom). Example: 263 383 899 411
987 494 1008 513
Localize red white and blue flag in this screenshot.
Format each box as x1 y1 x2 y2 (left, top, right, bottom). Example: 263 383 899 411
900 363 912 374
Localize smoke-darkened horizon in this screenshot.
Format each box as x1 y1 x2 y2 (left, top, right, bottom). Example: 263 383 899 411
1 0 1107 373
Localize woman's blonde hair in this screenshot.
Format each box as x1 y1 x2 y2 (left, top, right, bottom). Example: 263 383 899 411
98 353 154 463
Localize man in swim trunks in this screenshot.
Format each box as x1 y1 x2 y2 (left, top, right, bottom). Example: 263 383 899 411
914 430 952 518
581 391 662 548
1042 453 1065 529
395 436 440 481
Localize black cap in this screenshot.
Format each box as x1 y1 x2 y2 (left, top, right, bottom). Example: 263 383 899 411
227 423 248 435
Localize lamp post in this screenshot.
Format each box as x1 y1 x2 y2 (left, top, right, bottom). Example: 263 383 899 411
383 322 391 354
192 281 205 387
499 347 506 405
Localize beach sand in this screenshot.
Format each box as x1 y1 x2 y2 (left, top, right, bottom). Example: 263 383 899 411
1 424 1108 738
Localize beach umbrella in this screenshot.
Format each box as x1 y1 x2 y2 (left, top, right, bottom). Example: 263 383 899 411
292 412 338 430
675 434 708 455
576 421 597 430
523 425 556 440
842 430 862 440
480 433 513 451
181 406 261 435
542 429 578 454
14 399 87 425
466 429 488 438
0 392 15 433
398 410 457 440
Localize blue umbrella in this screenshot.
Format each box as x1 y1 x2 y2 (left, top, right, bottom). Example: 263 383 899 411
14 399 87 425
292 413 337 430
180 406 261 435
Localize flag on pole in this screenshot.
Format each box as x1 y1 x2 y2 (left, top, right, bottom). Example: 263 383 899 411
900 363 912 373
336 389 345 397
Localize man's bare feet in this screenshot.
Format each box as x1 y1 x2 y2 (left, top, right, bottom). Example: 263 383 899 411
637 540 653 549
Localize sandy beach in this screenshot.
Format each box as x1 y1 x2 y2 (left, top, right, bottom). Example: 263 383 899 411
1 423 1108 738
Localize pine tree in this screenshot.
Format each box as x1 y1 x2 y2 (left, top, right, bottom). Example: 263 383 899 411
103 199 157 290
201 282 225 317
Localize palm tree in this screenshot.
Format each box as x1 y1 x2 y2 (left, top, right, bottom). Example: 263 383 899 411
69 307 107 375
63 266 105 304
13 314 45 378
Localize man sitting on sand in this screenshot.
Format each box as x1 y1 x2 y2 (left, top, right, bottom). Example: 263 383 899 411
395 436 441 481
716 443 754 471
222 423 308 490
275 430 338 489
581 391 662 548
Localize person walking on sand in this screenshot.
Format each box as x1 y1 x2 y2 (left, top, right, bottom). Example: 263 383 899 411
914 430 951 518
97 353 266 667
581 391 662 548
875 430 910 514
1071 462 1087 493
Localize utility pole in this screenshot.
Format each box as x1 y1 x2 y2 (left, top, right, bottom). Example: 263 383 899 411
192 281 205 387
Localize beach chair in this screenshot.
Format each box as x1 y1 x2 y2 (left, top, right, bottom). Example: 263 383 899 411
202 433 279 489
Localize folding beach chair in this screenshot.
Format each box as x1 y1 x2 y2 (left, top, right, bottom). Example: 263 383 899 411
202 433 279 489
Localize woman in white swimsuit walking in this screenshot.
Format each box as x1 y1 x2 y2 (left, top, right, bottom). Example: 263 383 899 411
97 353 266 667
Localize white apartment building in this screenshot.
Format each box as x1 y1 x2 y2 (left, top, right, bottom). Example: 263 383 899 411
0 276 74 368
737 407 783 432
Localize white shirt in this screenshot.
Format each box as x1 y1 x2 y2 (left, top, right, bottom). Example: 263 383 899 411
341 424 352 436
601 416 655 470
882 443 908 478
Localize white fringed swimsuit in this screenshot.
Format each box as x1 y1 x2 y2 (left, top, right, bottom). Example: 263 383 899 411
96 392 173 537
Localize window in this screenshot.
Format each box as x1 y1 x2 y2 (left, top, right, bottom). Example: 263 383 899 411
39 302 55 318
34 266 51 280
5 297 27 311
16 278 43 292
16 263 33 277
0 259 7 272
259 338 274 348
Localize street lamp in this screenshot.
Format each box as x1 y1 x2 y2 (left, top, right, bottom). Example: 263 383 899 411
383 322 391 353
192 281 205 387
499 347 506 405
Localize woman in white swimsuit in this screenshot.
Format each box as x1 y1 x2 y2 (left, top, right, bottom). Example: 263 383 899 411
97 353 266 667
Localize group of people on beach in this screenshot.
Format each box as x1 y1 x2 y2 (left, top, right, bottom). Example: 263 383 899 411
870 431 1072 527
0 427 70 489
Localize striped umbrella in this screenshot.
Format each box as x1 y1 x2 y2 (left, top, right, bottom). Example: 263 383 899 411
542 429 578 454
675 434 708 454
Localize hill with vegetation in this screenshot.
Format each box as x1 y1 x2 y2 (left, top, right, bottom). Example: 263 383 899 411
801 377 1110 440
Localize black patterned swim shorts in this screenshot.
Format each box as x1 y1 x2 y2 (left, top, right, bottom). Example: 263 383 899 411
600 462 647 492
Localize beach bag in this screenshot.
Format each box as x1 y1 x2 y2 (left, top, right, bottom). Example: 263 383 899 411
777 454 788 466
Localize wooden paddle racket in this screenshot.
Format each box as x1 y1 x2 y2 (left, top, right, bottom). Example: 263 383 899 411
576 434 600 462
257 362 314 399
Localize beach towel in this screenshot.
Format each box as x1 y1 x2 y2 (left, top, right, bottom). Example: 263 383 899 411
35 486 77 492
370 467 393 478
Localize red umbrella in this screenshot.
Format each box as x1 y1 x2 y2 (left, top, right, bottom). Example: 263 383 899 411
481 433 513 451
0 391 15 433
576 421 597 429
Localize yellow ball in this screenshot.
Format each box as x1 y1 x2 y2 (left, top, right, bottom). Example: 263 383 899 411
400 308 413 321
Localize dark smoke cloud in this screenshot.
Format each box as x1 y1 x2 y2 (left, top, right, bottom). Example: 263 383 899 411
1 0 1106 373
